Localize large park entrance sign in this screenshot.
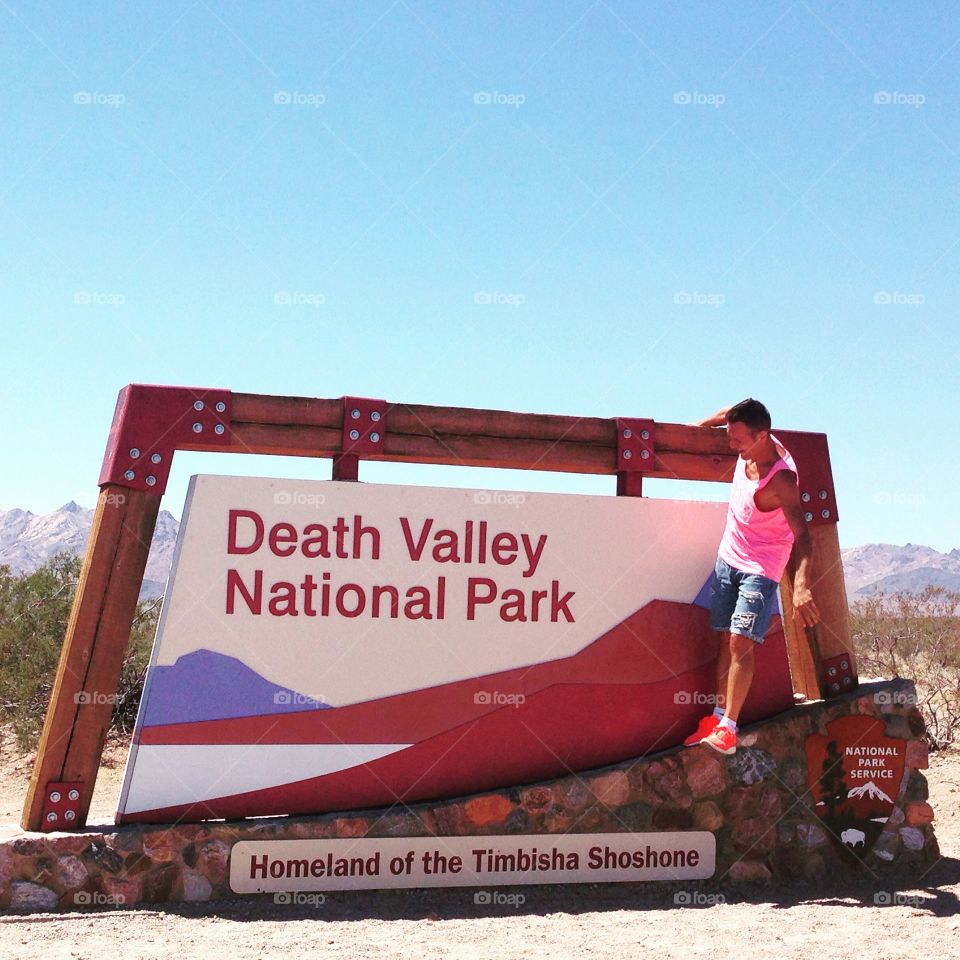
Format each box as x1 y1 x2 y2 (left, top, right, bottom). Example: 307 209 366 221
118 475 795 822
23 385 857 836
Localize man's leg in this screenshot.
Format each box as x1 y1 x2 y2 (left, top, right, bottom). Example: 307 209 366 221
723 632 756 724
715 632 732 711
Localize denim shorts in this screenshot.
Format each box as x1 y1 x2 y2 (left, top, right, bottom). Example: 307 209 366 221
709 556 779 643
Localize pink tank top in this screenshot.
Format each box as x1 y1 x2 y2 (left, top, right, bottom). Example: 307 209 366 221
717 434 797 582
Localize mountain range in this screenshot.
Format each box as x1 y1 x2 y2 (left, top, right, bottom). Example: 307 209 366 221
1 502 957 602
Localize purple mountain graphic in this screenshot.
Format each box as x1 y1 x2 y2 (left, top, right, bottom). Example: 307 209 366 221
140 649 332 728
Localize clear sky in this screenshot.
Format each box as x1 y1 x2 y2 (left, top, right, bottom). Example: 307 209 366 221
2 1 957 551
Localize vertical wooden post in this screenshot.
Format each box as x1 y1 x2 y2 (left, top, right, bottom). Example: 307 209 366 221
22 485 160 831
808 523 857 671
779 562 824 700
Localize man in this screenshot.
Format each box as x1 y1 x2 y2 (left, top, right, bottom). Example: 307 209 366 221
683 398 820 755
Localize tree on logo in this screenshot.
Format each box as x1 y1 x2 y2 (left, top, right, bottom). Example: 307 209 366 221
819 739 849 820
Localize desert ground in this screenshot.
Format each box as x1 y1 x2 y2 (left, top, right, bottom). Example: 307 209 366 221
0 731 958 960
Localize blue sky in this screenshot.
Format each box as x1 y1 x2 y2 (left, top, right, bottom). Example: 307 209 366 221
2 1 957 551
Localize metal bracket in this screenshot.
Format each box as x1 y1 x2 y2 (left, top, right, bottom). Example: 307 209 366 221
98 385 232 495
40 781 83 832
615 418 655 497
822 653 858 697
774 430 838 526
334 396 387 480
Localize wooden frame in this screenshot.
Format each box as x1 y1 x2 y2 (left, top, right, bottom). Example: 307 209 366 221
23 385 856 831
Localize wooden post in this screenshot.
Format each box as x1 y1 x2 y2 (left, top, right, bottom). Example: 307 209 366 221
22 485 160 831
808 523 857 671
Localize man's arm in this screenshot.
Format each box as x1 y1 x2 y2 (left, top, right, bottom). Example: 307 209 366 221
690 405 731 428
769 472 821 628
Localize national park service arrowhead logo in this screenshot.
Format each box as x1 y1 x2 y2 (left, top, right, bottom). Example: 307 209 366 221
805 715 906 855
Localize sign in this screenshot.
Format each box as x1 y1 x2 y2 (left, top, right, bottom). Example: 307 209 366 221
117 475 794 823
805 715 906 855
229 832 717 892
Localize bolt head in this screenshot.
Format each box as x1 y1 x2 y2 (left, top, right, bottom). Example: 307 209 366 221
68 789 80 801
818 489 828 499
640 429 650 440
193 400 204 411
371 410 381 422
65 810 76 821
146 475 156 487
192 422 203 433
50 791 62 803
124 470 135 481
46 811 57 823
804 511 813 522
129 447 141 459
215 401 226 413
622 449 632 460
821 509 831 519
640 449 650 459
150 453 162 464
351 408 361 419
370 432 380 442
622 428 632 439
801 492 811 502
349 429 360 440
214 423 225 435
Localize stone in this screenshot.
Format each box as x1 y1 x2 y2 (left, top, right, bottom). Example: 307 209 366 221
520 785 553 815
883 715 912 740
542 808 574 833
182 870 213 902
727 860 771 883
591 771 631 808
9 881 58 911
732 817 775 856
102 875 142 905
464 794 514 827
141 863 179 902
900 826 925 851
905 772 929 802
503 808 528 834
87 841 123 873
887 806 905 826
142 829 180 863
616 801 652 832
906 740 929 769
681 752 727 798
905 802 934 826
776 820 796 846
778 759 806 791
730 748 776 786
795 823 827 850
871 830 899 862
651 805 692 830
196 840 231 886
555 779 592 812
802 854 826 879
692 801 723 832
57 854 88 889
645 757 686 799
907 708 926 737
332 817 368 838
925 832 940 861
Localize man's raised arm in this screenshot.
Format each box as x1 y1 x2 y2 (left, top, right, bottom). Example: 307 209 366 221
690 405 731 428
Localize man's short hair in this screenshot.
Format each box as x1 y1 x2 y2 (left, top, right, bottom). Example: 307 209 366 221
725 398 771 433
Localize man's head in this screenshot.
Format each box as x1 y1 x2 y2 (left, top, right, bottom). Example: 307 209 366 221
724 398 772 459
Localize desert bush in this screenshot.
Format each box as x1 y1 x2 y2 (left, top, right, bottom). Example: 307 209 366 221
0 553 159 751
850 586 960 749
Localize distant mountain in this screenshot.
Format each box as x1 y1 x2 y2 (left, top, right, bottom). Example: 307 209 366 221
840 543 960 599
0 501 179 600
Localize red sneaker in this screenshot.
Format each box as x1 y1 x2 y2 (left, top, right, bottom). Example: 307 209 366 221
702 725 737 755
682 714 720 746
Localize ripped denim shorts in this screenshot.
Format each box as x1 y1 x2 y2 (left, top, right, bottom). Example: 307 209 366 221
709 556 779 644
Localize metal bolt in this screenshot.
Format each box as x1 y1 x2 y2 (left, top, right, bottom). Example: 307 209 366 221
640 449 650 459
350 408 361 419
841 660 849 671
804 511 813 522
622 428 632 439
801 492 811 502
46 812 57 823
146 475 156 487
193 400 204 411
215 401 226 413
349 429 360 441
828 667 837 677
68 789 80 801
50 791 61 803
640 429 650 440
214 423 225 435
843 677 852 686
192 422 203 433
819 489 828 499
124 470 135 481
821 509 831 519
150 453 162 464
65 810 76 821
831 682 840 693
370 432 380 442
371 410 381 422
129 447 141 459
622 449 633 460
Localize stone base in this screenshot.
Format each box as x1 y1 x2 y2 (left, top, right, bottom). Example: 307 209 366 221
0 678 937 911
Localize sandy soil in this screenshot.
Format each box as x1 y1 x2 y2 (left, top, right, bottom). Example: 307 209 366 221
1 731 959 960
